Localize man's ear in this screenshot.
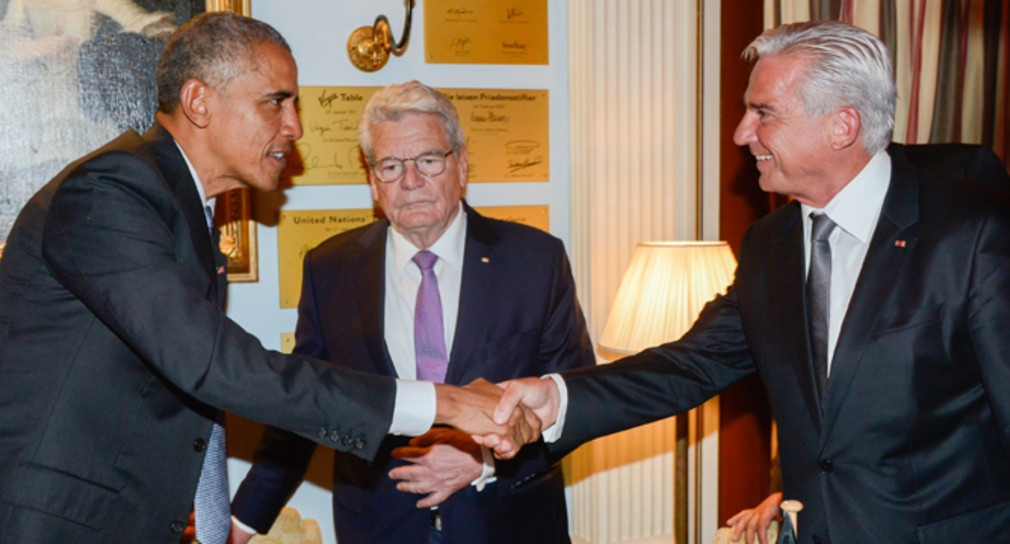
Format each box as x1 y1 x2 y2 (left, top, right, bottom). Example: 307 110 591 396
830 106 861 150
455 148 469 189
178 79 212 129
368 174 381 202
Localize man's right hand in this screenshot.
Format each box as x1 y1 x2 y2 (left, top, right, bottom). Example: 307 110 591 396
493 377 561 431
433 378 541 460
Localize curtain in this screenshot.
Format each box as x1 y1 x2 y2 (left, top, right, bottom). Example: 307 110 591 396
766 0 1009 167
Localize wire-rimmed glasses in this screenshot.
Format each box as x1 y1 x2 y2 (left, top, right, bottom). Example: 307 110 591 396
370 149 455 183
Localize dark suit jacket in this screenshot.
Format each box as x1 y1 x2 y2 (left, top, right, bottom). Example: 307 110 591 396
0 127 396 543
888 142 1010 189
554 155 1010 543
232 204 594 544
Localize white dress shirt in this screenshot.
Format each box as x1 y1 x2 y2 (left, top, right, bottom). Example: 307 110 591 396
176 141 215 217
382 204 497 488
800 150 891 374
384 204 466 379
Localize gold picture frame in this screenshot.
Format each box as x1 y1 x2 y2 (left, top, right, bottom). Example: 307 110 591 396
207 0 258 282
0 0 257 282
206 0 250 15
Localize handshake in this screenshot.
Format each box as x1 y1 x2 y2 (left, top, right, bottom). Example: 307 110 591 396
432 377 561 459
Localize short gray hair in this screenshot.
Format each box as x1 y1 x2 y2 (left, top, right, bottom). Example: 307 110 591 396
358 81 466 163
744 20 896 155
157 12 290 113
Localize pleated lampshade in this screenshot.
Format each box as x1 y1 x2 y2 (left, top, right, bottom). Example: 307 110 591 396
598 241 737 357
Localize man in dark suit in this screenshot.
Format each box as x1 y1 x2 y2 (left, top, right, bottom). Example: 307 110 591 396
0 14 533 544
230 81 594 544
494 21 1010 543
727 140 1009 544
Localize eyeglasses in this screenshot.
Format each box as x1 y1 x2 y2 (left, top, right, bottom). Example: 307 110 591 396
370 149 455 183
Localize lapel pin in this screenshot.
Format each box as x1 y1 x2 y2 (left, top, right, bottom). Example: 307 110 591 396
217 265 227 274
481 256 490 264
894 240 906 248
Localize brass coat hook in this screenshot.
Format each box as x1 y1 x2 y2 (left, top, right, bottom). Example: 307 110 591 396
347 0 415 72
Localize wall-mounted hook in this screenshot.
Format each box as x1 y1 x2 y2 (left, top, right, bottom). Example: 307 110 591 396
347 0 415 72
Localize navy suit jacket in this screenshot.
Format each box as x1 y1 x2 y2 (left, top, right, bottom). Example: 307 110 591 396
888 142 1010 189
0 127 396 543
232 204 594 544
554 154 1010 543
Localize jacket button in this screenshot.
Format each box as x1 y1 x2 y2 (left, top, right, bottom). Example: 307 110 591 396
343 436 353 446
317 428 328 440
329 430 341 443
193 438 207 452
819 459 833 473
170 520 185 534
355 439 365 450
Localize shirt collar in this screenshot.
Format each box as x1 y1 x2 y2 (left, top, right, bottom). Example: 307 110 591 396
174 140 215 212
801 150 891 244
389 202 467 274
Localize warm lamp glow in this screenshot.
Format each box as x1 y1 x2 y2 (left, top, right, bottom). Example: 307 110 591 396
598 241 737 357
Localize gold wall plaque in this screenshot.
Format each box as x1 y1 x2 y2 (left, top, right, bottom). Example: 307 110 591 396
450 89 549 182
280 333 296 354
424 0 549 64
288 88 374 186
290 87 549 186
476 204 549 233
277 205 548 308
276 209 381 308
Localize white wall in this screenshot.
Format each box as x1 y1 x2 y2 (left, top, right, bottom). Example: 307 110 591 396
225 2 571 543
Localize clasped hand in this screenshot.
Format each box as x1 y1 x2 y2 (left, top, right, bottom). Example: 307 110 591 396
389 427 485 508
433 378 541 459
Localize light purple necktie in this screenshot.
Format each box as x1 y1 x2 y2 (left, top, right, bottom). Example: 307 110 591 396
413 250 449 383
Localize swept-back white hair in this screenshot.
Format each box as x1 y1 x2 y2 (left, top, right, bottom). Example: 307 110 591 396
358 81 465 162
745 20 896 155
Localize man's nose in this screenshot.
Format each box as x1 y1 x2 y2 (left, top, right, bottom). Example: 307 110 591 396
400 160 425 188
733 111 756 147
284 105 304 140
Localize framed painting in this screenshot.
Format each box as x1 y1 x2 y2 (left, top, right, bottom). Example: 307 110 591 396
0 0 257 281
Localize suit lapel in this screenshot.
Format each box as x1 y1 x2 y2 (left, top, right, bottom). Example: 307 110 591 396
820 159 920 440
353 221 398 377
772 204 825 432
445 204 500 385
142 126 219 287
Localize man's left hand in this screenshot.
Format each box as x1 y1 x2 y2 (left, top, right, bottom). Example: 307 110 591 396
389 427 485 508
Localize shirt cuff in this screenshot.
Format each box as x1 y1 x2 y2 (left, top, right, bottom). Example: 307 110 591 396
540 374 568 443
388 379 436 436
470 446 498 491
231 515 257 537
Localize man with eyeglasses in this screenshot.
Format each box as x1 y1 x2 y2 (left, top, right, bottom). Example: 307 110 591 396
230 81 593 544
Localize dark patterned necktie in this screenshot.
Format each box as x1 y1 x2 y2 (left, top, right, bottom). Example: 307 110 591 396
413 250 448 383
194 204 231 544
807 212 836 398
